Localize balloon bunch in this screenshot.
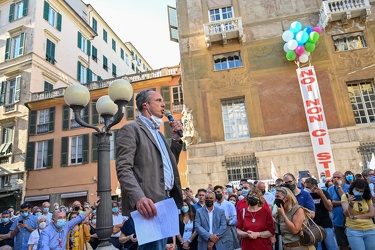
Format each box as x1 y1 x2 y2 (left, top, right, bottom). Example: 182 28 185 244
282 21 322 63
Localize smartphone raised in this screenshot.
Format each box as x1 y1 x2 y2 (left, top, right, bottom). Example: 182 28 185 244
354 195 363 201
18 220 23 224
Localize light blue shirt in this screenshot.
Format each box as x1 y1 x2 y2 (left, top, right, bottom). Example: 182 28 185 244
139 115 174 190
214 200 237 226
10 213 38 249
37 213 85 250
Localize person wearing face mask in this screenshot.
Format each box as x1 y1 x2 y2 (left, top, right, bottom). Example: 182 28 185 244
116 89 184 250
0 210 13 248
341 179 375 249
176 199 198 250
41 202 52 223
228 194 239 208
195 191 228 250
9 203 38 249
257 182 275 210
88 214 99 249
28 215 47 250
37 197 100 250
344 171 355 186
33 207 43 217
110 201 128 249
237 188 274 250
362 168 375 203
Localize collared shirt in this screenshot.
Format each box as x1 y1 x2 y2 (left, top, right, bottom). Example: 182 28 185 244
194 202 205 211
42 212 53 223
111 213 128 237
205 206 215 234
328 183 350 227
139 115 174 190
263 191 276 207
214 200 237 226
38 212 85 250
10 214 38 249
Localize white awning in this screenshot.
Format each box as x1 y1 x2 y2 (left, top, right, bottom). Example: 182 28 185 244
60 191 87 199
24 195 50 202
207 0 232 9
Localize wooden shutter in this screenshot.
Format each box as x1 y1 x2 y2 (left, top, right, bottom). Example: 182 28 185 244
23 0 28 16
43 1 49 21
9 3 15 22
46 139 54 168
5 38 11 60
77 31 82 48
14 76 21 102
82 134 89 164
62 105 70 130
87 40 91 56
0 81 7 106
92 18 97 32
86 68 92 83
97 76 102 81
49 107 55 132
91 133 98 162
83 105 89 123
77 61 81 81
57 13 62 31
25 141 35 170
19 32 25 56
50 41 55 62
92 46 97 60
61 137 68 167
44 81 53 91
161 86 171 110
92 99 99 125
28 110 37 135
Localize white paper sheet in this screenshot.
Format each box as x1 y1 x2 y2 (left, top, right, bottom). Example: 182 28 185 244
130 198 179 245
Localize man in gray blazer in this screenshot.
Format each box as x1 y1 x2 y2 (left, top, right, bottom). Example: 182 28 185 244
195 191 228 250
116 89 184 250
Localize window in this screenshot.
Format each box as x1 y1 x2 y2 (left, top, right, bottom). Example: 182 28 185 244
9 0 28 22
168 6 179 42
43 1 62 31
103 29 107 42
36 141 48 169
92 46 98 62
0 175 11 189
112 63 117 77
0 76 21 106
44 81 53 91
77 61 87 83
46 39 56 64
26 140 53 170
77 32 90 55
225 154 258 182
333 32 366 52
214 51 242 71
221 97 250 140
131 63 135 71
125 54 129 65
103 56 108 71
348 79 375 124
112 39 116 51
172 86 183 112
121 48 124 60
70 135 83 164
38 109 50 133
358 142 375 168
62 105 89 131
92 17 97 32
5 32 25 60
209 6 233 22
0 126 13 156
29 107 55 135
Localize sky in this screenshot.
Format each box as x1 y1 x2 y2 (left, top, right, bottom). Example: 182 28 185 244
83 0 180 70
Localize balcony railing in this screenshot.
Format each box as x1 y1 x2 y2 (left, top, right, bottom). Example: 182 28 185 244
319 0 371 28
173 104 184 112
203 17 244 48
30 66 180 102
37 124 49 133
3 103 16 113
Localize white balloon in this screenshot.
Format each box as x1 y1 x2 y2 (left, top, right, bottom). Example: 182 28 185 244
282 30 294 42
283 43 290 52
304 51 311 56
299 54 309 63
287 39 298 51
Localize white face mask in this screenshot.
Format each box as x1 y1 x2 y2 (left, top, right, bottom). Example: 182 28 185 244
39 222 47 229
147 108 162 128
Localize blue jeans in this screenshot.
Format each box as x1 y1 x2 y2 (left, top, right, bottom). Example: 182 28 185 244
345 227 375 249
139 238 168 250
317 227 337 250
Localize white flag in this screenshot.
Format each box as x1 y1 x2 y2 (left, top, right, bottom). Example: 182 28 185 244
271 161 278 181
369 153 375 170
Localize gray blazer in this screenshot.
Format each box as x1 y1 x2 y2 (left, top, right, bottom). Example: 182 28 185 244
116 118 183 216
195 206 228 250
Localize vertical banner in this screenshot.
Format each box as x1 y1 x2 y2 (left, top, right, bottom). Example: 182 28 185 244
297 66 336 178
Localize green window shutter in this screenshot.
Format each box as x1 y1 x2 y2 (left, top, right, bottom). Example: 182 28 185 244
9 3 15 22
87 40 91 56
23 0 28 16
121 48 124 60
103 56 107 67
91 133 98 162
15 76 21 102
5 38 11 60
62 105 70 130
82 133 89 164
19 32 25 56
92 46 97 60
92 17 97 32
103 29 107 42
77 32 82 49
83 105 89 123
44 81 53 91
51 42 55 62
77 61 81 81
61 136 68 167
86 68 92 83
92 99 99 125
0 81 7 106
43 1 49 21
112 39 116 51
56 13 62 31
28 110 37 135
46 39 51 60
126 96 134 120
46 139 54 168
49 107 55 132
164 121 172 145
97 76 102 81
161 86 171 110
112 64 116 76
25 141 35 170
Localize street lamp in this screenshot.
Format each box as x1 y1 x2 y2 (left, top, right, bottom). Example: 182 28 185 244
64 79 133 249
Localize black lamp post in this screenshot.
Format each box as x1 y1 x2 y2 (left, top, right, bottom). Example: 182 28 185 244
64 79 133 249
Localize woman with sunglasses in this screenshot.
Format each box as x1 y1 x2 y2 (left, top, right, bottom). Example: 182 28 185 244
236 188 274 250
342 179 375 249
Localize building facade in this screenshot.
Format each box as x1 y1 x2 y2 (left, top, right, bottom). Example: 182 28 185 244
176 0 375 191
0 0 151 210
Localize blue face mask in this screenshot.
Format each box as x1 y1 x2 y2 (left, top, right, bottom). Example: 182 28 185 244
353 189 363 196
35 212 42 217
92 210 96 214
2 218 9 223
370 176 375 183
112 207 119 213
242 189 249 196
43 208 49 213
181 206 189 213
322 176 326 182
55 219 66 228
22 212 29 218
346 175 354 182
227 188 233 193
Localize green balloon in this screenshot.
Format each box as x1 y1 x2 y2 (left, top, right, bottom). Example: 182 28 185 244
305 42 316 52
308 31 320 43
286 51 297 61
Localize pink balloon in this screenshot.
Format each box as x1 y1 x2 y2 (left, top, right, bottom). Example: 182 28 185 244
295 46 305 56
313 26 322 34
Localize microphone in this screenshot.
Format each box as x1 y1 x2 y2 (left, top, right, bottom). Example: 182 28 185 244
164 111 183 138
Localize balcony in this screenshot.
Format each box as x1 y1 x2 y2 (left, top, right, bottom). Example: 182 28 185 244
203 17 244 48
319 0 371 28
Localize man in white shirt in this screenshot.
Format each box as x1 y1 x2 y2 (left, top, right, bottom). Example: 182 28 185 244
256 181 275 209
111 201 128 249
